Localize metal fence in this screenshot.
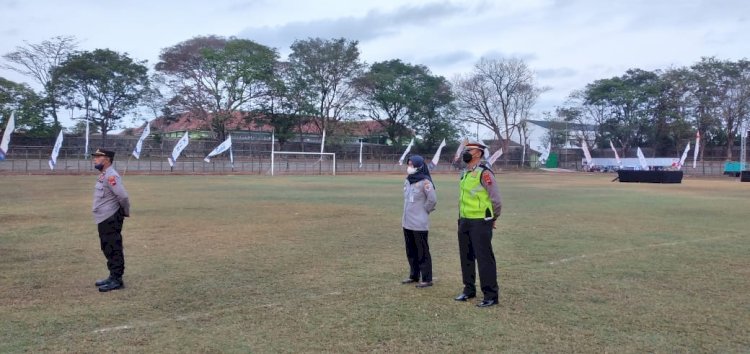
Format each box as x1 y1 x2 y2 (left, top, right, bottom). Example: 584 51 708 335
2 136 745 177
0 153 738 177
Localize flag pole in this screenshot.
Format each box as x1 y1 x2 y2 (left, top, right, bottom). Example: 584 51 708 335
123 155 132 176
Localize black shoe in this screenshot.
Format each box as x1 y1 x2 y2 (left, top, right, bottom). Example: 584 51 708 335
95 277 113 287
98 279 124 292
476 299 498 308
454 293 476 301
415 281 433 288
401 278 418 284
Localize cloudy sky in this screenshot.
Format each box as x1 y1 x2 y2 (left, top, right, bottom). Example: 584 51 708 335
1 0 748 130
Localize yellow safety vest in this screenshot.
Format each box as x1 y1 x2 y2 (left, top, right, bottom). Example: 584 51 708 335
459 166 493 219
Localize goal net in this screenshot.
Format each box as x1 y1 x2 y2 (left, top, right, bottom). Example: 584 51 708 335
270 151 336 176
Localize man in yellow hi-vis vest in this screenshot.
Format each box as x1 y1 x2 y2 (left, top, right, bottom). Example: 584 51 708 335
454 139 502 308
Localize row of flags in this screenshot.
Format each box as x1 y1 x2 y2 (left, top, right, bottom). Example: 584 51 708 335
0 114 235 170
1 111 707 170
596 132 700 170
395 137 504 170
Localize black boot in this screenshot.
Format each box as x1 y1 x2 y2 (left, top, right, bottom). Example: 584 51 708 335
98 278 124 292
95 276 114 287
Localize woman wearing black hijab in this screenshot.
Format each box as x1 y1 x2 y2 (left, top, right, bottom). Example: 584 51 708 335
400 155 437 288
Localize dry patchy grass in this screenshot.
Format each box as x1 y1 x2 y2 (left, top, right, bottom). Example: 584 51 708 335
1 172 748 353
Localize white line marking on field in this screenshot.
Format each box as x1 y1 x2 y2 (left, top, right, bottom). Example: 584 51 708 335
91 287 369 334
94 325 132 333
547 235 736 266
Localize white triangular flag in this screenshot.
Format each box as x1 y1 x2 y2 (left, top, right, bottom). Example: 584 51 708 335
132 121 151 159
488 148 503 165
430 139 447 167
48 130 64 170
398 138 414 165
204 135 232 163
636 147 649 170
168 131 190 167
0 111 15 160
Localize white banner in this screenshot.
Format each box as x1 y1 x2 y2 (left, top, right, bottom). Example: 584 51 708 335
359 140 363 168
48 130 64 170
539 142 550 164
168 131 190 167
581 139 593 167
84 119 90 157
678 142 690 170
320 129 326 154
482 140 490 159
636 147 649 170
430 138 447 167
398 138 414 165
0 111 15 160
609 140 621 166
453 138 468 162
488 148 503 165
229 140 234 168
132 121 151 159
693 131 700 168
204 135 232 163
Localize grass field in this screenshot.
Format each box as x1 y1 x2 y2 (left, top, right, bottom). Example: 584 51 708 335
1 172 749 353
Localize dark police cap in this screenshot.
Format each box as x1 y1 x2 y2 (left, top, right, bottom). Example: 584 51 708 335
91 148 115 159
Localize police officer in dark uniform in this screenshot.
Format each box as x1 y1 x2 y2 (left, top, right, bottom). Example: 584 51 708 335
454 140 503 308
91 148 130 292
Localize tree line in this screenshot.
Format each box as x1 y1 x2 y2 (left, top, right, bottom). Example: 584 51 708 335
552 58 750 160
1 35 747 161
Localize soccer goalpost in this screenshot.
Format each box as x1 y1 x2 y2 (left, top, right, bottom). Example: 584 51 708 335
271 151 336 176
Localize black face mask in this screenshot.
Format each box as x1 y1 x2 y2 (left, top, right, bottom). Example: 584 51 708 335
462 151 474 163
94 163 105 172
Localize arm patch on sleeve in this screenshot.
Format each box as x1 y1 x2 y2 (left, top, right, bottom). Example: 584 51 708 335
108 176 117 186
482 172 493 185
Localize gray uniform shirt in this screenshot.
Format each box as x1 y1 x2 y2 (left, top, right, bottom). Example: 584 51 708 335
402 178 437 231
479 167 503 219
92 166 130 224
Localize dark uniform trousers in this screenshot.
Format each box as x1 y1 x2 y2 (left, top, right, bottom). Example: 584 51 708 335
98 209 125 280
458 218 499 300
403 229 432 282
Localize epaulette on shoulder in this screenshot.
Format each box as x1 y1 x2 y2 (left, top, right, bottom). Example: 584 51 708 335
478 163 494 175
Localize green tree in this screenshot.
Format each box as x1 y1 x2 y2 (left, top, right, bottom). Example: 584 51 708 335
689 57 750 160
354 60 426 145
650 68 694 155
580 69 660 155
53 49 150 143
156 36 278 140
0 77 52 137
2 35 78 128
287 37 364 147
407 73 460 150
255 63 316 147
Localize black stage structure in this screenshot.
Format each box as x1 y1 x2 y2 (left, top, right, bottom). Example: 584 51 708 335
617 170 684 183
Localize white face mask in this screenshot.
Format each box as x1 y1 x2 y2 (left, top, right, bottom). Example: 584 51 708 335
406 166 418 175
